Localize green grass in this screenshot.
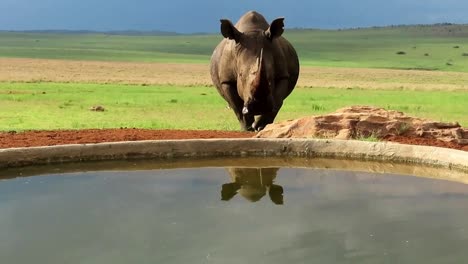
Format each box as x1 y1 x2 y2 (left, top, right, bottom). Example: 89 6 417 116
0 83 237 131
2 24 468 71
287 26 468 72
1 82 466 131
0 33 213 63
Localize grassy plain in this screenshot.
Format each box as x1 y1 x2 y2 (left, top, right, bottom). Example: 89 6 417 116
0 25 467 131
0 82 466 131
2 24 468 71
2 58 468 91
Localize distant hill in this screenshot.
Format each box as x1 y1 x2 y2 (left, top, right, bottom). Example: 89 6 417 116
2 23 468 37
0 29 181 36
353 23 468 38
289 23 468 38
0 23 468 37
1 23 468 71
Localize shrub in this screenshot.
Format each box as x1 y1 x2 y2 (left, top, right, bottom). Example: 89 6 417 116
396 51 406 55
356 130 380 142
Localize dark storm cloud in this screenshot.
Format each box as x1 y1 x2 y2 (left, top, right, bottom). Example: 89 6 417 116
1 0 467 32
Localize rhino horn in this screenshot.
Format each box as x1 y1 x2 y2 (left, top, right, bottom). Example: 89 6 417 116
252 48 263 89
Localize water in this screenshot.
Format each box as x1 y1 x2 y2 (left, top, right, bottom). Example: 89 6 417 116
1 161 468 263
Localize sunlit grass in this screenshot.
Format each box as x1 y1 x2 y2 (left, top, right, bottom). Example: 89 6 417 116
0 82 466 131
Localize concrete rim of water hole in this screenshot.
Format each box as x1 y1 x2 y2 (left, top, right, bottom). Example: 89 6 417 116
0 138 467 182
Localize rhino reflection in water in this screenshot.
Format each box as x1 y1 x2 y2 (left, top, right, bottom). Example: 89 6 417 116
221 168 284 204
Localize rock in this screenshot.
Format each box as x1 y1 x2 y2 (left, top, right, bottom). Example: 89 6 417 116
89 105 105 112
256 106 468 145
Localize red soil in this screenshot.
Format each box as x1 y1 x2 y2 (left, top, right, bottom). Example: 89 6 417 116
384 135 468 151
0 129 253 148
0 128 467 151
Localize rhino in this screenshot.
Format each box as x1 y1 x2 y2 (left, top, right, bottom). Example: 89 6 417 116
221 167 283 204
210 11 300 131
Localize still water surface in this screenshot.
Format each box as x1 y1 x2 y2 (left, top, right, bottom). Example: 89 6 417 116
1 166 468 263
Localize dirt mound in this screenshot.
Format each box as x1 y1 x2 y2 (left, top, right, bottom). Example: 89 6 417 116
256 106 468 151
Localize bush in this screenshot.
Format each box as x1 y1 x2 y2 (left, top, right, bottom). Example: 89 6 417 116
396 51 406 55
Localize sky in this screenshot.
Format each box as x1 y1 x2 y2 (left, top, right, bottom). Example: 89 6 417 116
1 0 468 33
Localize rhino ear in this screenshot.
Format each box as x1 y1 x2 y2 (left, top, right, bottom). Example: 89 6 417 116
265 17 285 40
221 182 241 201
220 19 241 42
269 184 284 205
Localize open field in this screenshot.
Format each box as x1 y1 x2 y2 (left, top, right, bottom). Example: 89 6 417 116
2 24 468 71
2 58 468 91
1 25 467 132
0 82 467 131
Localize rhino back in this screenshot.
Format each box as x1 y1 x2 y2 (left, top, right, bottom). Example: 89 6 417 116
235 11 269 32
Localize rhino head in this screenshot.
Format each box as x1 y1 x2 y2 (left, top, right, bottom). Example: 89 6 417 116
220 17 285 116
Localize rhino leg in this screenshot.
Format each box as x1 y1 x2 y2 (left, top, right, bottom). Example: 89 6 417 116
253 112 275 131
243 114 255 131
220 83 254 131
253 79 290 131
